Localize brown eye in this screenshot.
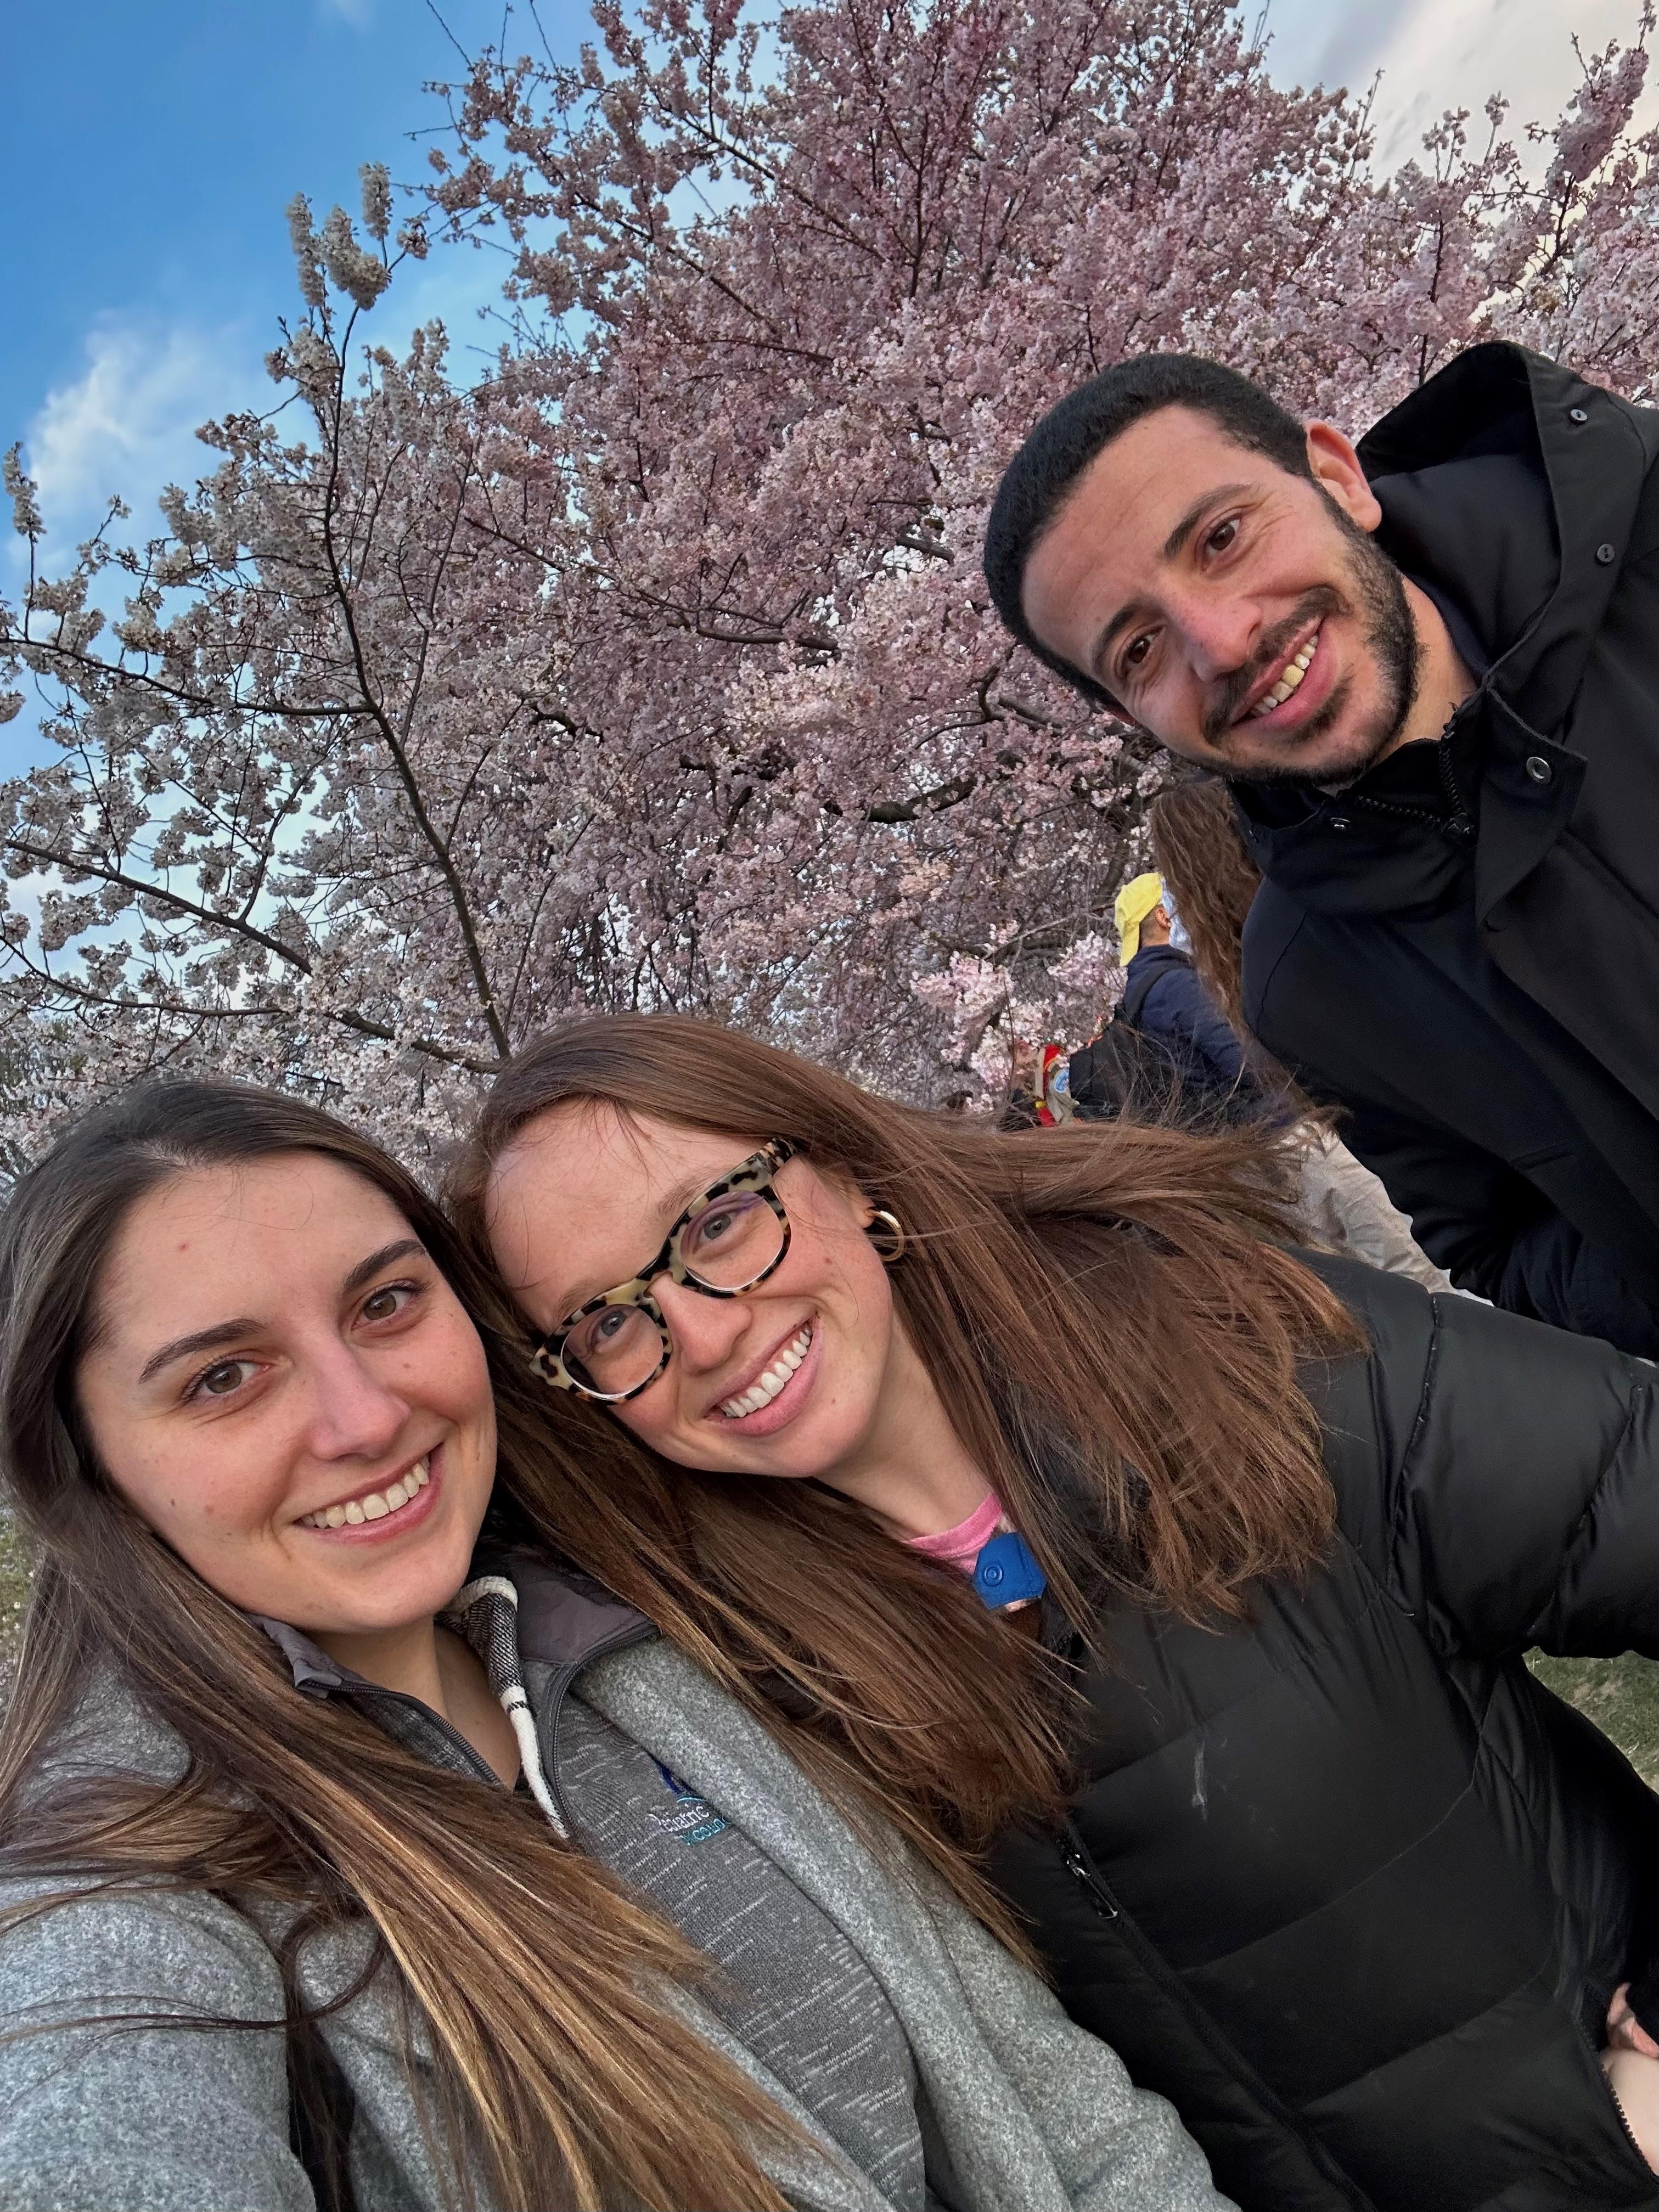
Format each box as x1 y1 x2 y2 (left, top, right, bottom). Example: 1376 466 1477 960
360 1282 418 1325
194 1359 256 1400
1120 632 1155 683
1207 516 1240 554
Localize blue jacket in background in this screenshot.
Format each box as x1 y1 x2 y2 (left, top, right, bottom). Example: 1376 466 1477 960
1121 945 1249 1090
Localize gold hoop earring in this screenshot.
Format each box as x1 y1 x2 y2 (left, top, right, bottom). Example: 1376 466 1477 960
865 1208 907 1264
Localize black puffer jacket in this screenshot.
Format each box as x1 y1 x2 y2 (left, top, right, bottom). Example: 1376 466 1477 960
988 1254 1659 2212
1235 342 1659 1352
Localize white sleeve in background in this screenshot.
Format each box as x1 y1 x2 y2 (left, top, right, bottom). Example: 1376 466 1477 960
1289 1124 1458 1294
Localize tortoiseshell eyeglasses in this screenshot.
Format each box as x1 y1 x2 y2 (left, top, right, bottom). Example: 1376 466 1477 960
530 1139 797 1402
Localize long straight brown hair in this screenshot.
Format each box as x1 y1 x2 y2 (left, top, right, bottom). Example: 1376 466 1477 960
1148 775 1312 1113
447 1015 1364 1920
0 1080 795 2212
1146 776 1262 1029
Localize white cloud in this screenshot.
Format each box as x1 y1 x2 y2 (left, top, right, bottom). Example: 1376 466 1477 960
1263 0 1658 170
1 315 263 776
21 313 257 547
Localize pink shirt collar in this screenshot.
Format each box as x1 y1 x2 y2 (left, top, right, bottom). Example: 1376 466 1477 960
903 1491 1004 1573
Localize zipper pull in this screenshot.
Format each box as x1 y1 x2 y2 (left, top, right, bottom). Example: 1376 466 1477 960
1062 1844 1120 1918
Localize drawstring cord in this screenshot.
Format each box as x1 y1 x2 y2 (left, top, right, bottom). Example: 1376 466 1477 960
444 1575 569 1836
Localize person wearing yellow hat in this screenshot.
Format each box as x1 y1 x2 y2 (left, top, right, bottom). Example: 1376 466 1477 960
1075 868 1254 1122
1114 871 1167 966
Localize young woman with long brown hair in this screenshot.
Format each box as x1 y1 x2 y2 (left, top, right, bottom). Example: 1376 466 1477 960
0 1079 1228 2212
451 1013 1659 2212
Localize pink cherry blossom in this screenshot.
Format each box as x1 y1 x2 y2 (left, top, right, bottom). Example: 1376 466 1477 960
2 0 1655 1161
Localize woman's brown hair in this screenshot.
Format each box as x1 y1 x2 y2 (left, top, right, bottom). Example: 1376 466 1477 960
1148 776 1309 1110
447 1015 1364 1920
1146 775 1263 1031
0 1081 794 2212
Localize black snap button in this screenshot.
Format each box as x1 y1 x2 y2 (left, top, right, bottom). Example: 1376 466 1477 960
1569 406 1588 424
1596 542 1617 565
1329 814 1351 831
1525 755 1553 784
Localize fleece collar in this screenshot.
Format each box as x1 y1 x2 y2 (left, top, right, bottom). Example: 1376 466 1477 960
254 1547 653 1698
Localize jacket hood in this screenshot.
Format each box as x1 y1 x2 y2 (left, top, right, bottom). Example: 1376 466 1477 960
1233 343 1659 914
256 1549 652 1698
16 1556 651 1808
1356 341 1656 724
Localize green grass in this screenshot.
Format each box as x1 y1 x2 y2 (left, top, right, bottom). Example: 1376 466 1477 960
1528 1649 1657 1787
0 1514 28 1703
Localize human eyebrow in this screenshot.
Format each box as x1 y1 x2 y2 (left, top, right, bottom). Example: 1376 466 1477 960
340 1237 427 1300
136 1242 426 1384
552 1170 723 1319
1161 483 1251 564
138 1319 262 1386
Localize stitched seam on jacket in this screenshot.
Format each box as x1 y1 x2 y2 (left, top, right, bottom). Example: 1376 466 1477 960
1240 892 1307 1035
1182 1771 1480 1984
1386 1293 1443 1618
1521 1381 1647 1647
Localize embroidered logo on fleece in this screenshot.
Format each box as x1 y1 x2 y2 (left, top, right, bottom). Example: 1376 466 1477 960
649 1759 730 1845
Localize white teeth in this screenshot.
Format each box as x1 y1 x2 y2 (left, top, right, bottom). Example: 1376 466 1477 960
301 1457 432 1529
720 1326 813 1420
1250 628 1319 717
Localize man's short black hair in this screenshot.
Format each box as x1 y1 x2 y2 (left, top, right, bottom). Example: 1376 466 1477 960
983 354 1314 703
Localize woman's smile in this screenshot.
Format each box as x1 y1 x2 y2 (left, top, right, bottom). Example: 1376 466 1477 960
76 1153 497 1642
712 1318 819 1432
295 1447 440 1538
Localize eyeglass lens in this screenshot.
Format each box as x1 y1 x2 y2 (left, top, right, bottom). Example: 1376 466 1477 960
561 1188 786 1395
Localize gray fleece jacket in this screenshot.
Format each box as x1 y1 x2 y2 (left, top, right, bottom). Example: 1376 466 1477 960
0 1552 1231 2212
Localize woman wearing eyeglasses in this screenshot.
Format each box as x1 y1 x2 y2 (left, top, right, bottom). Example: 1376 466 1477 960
452 1013 1659 2212
0 1079 1228 2212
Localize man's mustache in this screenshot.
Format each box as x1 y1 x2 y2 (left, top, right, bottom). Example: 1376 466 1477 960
1204 587 1346 742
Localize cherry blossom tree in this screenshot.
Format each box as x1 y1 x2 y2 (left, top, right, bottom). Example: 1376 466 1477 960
3 0 1657 1157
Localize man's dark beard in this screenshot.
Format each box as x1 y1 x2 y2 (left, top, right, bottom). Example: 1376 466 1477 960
1208 498 1421 787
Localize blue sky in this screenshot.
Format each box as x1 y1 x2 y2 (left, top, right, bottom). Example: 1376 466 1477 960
0 0 570 770
1 0 1647 776
2 1 528 443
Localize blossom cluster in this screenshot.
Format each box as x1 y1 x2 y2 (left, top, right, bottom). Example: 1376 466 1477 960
2 0 1656 1160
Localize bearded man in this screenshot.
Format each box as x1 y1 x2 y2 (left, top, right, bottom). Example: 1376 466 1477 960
985 344 1659 1354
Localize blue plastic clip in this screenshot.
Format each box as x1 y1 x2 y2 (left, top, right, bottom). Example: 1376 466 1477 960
971 1530 1047 1611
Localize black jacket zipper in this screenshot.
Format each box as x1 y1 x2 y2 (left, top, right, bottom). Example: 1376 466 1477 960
1059 1818 1379 2212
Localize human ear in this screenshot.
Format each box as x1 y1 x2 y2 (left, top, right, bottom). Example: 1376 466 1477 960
1303 421 1382 534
